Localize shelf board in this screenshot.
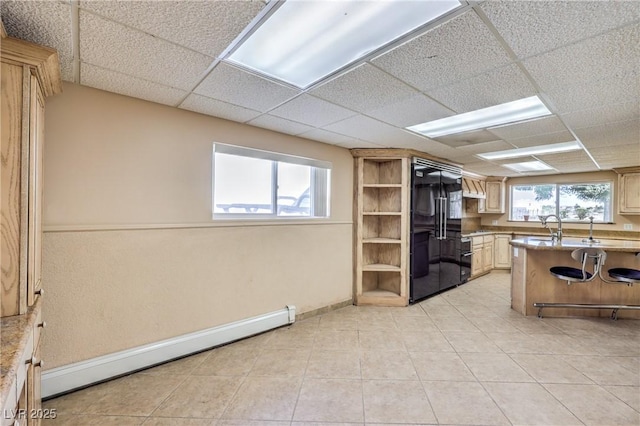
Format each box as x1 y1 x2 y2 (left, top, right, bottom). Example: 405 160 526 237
362 264 401 272
363 238 402 244
361 289 401 297
357 290 407 307
362 212 401 216
363 184 402 188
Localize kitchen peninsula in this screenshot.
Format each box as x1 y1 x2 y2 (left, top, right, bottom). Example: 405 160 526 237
510 237 640 319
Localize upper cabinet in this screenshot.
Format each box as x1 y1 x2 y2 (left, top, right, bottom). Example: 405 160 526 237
478 177 506 214
615 167 640 215
1 35 62 316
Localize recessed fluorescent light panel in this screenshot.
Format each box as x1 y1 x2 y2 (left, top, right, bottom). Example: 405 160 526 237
407 96 552 138
503 161 554 173
477 141 582 160
226 0 461 88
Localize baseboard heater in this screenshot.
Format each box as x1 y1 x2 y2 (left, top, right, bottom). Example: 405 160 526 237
42 305 296 399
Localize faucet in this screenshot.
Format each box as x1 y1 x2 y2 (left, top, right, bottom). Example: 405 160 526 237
540 214 562 242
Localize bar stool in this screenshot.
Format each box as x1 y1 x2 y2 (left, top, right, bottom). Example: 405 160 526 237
549 248 606 284
607 268 640 285
536 249 640 320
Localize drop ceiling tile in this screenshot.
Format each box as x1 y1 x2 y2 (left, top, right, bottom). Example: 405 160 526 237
1 0 74 81
269 95 357 128
310 64 418 113
561 101 640 130
299 129 360 146
536 150 595 167
522 24 640 113
452 154 483 165
539 150 598 173
322 115 426 147
366 94 453 128
589 143 640 169
372 10 512 92
195 63 301 112
335 140 385 149
575 119 640 149
488 116 569 141
463 161 520 177
506 130 576 149
454 140 515 156
481 1 640 59
248 115 315 136
79 11 213 90
81 63 188 106
79 0 264 57
426 64 536 113
433 129 501 148
180 93 261 123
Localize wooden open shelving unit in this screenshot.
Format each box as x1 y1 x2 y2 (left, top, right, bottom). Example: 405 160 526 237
355 156 409 306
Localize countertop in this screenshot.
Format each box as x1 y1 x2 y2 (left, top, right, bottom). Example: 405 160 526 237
510 236 640 252
0 300 40 409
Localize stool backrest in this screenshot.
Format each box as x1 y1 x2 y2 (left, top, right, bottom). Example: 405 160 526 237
570 248 607 277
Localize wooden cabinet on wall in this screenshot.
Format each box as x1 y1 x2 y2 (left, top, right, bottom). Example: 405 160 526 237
493 234 512 269
354 156 409 306
478 177 506 214
615 167 640 214
1 32 61 425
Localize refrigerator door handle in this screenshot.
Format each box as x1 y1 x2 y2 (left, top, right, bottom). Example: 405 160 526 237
438 197 446 240
443 197 448 239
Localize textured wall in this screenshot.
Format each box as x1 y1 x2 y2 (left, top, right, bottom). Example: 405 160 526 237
42 84 354 369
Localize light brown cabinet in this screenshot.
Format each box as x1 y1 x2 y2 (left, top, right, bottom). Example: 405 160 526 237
1 32 61 425
478 178 506 214
354 157 409 306
493 234 512 269
615 167 640 215
471 235 494 277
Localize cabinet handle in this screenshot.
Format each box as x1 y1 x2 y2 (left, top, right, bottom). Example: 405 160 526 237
35 288 44 296
38 321 46 328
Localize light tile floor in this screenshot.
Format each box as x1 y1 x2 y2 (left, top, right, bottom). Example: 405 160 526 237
43 271 640 425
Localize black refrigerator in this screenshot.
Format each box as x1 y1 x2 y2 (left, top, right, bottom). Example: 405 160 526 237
410 158 464 303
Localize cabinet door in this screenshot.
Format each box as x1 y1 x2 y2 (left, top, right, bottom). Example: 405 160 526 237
27 77 45 306
480 181 505 213
494 235 512 269
27 341 42 425
619 172 640 214
471 246 483 276
1 61 25 317
482 242 493 271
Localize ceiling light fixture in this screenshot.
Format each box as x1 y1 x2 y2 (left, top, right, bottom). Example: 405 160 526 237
226 0 461 89
406 95 552 138
503 160 555 173
477 141 582 160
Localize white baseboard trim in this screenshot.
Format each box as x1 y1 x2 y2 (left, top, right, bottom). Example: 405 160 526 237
42 305 296 399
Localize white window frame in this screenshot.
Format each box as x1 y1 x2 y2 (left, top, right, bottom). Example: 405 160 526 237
212 143 331 219
509 181 614 223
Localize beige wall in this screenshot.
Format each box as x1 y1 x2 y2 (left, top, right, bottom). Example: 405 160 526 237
43 84 354 369
481 171 640 233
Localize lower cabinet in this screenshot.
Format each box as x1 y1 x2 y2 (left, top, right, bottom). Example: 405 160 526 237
493 234 512 269
471 235 494 277
1 303 46 426
470 233 512 279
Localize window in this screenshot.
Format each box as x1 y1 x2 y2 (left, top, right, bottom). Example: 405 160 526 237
510 182 613 223
212 143 331 218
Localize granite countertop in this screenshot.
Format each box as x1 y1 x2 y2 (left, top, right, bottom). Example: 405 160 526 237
0 300 40 409
510 236 640 252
